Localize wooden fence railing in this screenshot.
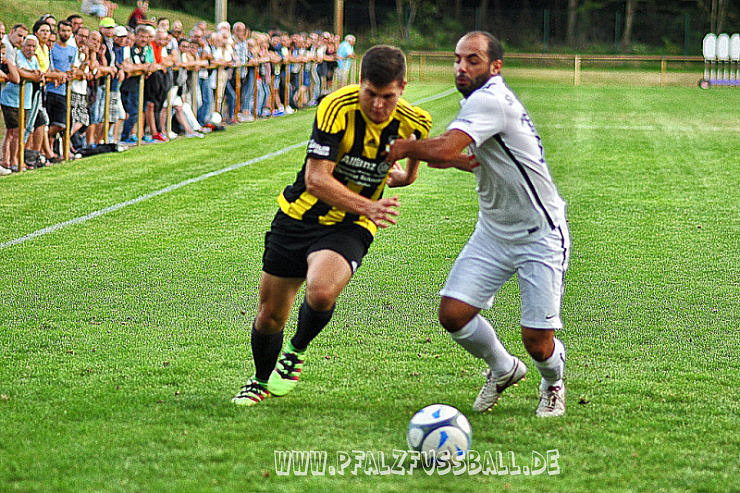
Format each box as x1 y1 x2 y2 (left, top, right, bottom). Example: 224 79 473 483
409 51 705 86
13 58 359 172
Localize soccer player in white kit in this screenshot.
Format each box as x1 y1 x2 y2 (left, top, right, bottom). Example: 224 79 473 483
385 31 570 417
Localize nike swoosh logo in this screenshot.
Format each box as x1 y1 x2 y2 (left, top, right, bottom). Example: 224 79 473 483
545 314 557 320
495 361 519 393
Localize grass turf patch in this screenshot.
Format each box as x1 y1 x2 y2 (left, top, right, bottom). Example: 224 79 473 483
0 81 738 491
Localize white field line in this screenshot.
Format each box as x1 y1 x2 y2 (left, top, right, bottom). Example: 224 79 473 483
1 89 458 249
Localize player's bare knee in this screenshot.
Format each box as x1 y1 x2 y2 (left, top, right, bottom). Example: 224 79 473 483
522 328 554 362
304 288 338 313
438 307 466 333
438 297 478 333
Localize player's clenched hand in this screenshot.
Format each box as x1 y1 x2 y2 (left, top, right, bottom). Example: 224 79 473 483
366 196 400 228
383 135 415 164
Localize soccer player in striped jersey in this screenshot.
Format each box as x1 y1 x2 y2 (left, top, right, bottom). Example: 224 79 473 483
233 45 432 406
385 32 570 417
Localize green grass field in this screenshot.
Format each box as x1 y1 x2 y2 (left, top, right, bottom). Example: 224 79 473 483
1 78 738 492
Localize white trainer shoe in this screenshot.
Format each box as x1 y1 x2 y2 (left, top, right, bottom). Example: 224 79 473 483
472 357 527 412
536 382 566 417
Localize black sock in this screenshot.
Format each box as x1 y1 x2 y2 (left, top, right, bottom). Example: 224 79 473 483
290 298 336 351
251 324 284 382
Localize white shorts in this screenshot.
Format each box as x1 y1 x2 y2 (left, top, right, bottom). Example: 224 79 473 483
440 222 570 329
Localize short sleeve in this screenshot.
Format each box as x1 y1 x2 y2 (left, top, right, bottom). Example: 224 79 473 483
446 89 505 146
306 118 343 161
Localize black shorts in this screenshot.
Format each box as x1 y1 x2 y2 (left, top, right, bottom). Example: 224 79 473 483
262 210 374 278
1 105 19 129
46 92 67 128
0 105 42 129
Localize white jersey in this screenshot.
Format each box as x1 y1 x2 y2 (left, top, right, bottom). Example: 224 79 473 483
447 74 566 244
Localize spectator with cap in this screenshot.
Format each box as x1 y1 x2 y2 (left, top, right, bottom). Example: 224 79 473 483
96 19 122 143
107 24 129 142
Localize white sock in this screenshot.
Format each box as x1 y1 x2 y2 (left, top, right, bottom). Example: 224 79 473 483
449 315 514 376
534 338 566 389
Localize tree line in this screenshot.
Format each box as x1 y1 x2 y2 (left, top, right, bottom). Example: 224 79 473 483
133 0 738 53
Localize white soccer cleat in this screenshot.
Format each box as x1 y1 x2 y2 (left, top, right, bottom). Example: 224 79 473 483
472 357 527 412
536 382 566 417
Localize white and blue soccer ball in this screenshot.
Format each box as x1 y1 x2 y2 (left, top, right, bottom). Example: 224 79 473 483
407 404 472 463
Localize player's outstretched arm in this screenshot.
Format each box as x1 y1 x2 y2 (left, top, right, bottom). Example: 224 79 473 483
305 158 401 228
386 129 474 169
427 154 480 172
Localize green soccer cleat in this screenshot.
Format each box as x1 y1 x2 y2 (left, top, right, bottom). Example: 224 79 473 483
232 378 271 406
267 344 305 396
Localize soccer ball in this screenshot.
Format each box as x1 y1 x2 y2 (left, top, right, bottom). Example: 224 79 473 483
407 404 472 463
210 112 222 125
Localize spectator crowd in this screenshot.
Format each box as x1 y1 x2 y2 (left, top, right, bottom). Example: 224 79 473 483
0 0 357 174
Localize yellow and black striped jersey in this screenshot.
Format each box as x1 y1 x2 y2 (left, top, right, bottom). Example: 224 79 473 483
278 84 432 235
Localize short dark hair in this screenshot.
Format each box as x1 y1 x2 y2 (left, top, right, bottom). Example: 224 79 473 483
32 20 51 34
361 45 406 87
464 31 504 62
58 20 73 30
67 14 82 22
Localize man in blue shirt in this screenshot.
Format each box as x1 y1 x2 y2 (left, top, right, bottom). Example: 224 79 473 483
335 34 356 88
46 20 76 150
0 35 43 170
